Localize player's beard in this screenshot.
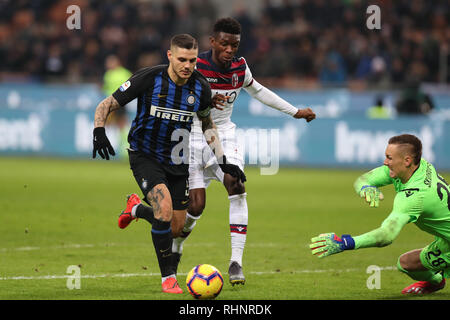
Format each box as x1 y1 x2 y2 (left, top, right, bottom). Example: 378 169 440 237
168 64 191 84
178 68 192 79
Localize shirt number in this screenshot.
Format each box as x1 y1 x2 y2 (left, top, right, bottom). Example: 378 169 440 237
437 174 450 211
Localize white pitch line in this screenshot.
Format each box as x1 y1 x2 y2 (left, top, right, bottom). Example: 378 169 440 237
0 266 397 281
0 243 98 252
0 273 162 281
0 242 280 253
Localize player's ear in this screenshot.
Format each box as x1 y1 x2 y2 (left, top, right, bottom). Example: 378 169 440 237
404 154 413 167
167 49 172 61
209 36 216 47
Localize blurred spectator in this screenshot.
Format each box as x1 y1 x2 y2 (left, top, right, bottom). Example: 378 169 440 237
103 54 132 159
0 0 448 87
102 54 131 96
368 56 390 88
395 81 435 115
367 96 392 119
319 51 347 85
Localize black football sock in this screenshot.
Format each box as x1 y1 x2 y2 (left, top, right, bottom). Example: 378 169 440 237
151 219 175 278
135 204 155 224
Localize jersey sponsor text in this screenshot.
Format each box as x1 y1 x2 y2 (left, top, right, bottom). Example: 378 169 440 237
149 105 195 122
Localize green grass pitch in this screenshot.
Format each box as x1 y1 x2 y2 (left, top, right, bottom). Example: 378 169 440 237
0 156 449 300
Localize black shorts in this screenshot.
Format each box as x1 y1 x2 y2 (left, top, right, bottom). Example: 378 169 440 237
128 150 189 210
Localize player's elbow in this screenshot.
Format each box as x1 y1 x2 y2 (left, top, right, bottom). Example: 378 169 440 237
374 237 393 247
372 227 396 247
376 218 403 247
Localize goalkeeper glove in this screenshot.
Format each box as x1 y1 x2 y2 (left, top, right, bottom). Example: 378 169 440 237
218 155 247 183
92 127 116 160
310 233 355 258
360 185 384 207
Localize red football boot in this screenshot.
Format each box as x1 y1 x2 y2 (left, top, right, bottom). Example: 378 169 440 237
118 194 141 229
401 278 446 295
162 277 183 294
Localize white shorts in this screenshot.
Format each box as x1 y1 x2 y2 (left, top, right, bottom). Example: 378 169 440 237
189 122 244 190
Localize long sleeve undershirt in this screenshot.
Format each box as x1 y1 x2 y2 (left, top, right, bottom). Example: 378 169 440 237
244 79 298 116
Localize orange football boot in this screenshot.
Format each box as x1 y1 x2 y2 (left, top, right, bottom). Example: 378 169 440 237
162 277 183 294
401 279 445 295
118 194 141 229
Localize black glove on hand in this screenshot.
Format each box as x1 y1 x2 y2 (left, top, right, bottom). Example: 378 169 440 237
93 127 115 160
218 155 247 183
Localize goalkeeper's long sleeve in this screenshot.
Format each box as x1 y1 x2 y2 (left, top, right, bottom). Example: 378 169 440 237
353 211 410 249
353 165 393 194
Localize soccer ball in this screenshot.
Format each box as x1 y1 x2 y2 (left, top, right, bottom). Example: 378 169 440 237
186 264 224 299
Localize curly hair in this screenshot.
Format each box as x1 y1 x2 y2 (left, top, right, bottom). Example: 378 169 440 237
213 17 241 35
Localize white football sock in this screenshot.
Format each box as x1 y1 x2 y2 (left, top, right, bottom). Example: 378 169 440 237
130 203 140 218
172 212 200 254
229 193 248 266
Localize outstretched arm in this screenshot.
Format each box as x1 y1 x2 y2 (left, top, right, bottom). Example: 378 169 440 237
310 189 422 258
244 79 316 122
353 212 410 249
310 212 409 258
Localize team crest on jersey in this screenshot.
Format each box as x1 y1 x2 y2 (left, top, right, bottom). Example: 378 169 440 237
119 80 131 92
186 94 196 105
401 188 420 197
231 73 239 88
141 178 148 190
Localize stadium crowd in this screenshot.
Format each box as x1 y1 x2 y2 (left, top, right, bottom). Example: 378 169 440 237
0 0 448 88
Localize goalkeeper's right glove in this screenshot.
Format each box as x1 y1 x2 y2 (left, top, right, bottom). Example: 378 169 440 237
218 155 247 183
310 233 355 258
359 185 384 207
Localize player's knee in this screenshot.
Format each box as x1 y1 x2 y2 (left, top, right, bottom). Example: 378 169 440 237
188 190 205 217
397 254 409 273
224 176 245 195
188 201 205 217
398 251 420 272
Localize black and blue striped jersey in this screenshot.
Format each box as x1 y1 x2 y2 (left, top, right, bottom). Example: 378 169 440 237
112 65 212 167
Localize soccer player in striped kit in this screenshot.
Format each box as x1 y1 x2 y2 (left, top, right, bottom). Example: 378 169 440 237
93 34 245 294
172 17 316 285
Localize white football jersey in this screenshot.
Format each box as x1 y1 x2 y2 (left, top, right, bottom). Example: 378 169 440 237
192 50 254 131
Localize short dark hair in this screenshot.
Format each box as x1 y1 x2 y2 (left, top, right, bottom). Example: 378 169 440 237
388 134 422 164
170 34 198 50
213 17 241 35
